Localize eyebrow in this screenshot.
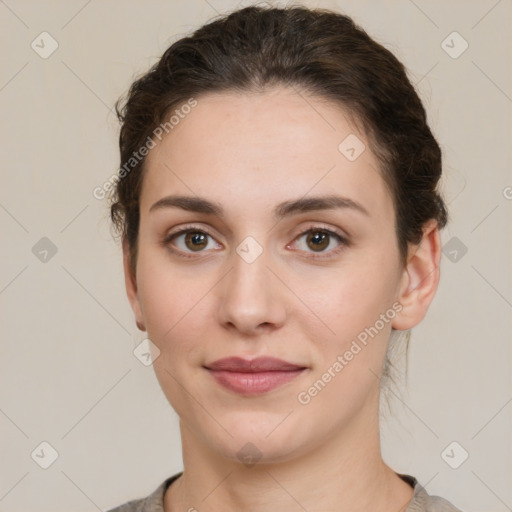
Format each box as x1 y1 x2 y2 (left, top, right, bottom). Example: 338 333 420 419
149 194 370 219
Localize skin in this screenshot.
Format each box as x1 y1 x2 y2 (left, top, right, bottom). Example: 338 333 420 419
123 87 441 512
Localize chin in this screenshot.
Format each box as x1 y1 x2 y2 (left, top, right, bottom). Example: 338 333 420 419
210 434 304 467
198 412 309 464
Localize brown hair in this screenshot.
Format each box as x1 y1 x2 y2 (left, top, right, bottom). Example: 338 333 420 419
110 5 448 399
111 5 447 276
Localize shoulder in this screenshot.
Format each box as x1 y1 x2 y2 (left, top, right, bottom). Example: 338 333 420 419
403 474 464 512
105 473 181 512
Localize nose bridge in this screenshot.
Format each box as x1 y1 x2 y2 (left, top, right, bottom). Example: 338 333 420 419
229 236 273 301
217 235 286 333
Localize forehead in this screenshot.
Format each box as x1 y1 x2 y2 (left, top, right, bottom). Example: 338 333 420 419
141 87 394 224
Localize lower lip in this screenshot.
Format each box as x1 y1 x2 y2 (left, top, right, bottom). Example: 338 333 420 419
206 369 305 395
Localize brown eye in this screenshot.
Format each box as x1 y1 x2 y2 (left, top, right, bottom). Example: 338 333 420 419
184 231 208 251
290 227 347 259
164 228 221 256
306 231 330 252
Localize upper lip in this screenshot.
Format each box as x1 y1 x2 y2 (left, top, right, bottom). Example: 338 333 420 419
205 357 306 372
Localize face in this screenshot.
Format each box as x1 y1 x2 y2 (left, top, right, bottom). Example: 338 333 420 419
124 87 430 464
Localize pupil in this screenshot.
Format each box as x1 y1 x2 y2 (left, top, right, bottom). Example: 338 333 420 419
186 232 207 251
308 231 328 251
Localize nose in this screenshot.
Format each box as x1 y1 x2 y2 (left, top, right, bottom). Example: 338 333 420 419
215 244 287 336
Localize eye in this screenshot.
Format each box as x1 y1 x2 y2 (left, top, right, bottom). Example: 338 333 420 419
162 224 349 260
289 226 348 258
162 226 221 257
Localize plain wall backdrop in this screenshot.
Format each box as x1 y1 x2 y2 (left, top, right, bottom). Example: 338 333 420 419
1 1 511 511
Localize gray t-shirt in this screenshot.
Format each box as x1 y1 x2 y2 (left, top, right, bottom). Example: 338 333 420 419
106 472 463 511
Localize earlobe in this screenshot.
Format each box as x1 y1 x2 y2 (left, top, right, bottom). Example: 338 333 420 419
392 220 442 331
122 239 146 332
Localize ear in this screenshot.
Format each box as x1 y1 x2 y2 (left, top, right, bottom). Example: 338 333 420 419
392 219 442 330
122 239 146 331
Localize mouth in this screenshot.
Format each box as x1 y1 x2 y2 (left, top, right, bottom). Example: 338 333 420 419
204 356 307 396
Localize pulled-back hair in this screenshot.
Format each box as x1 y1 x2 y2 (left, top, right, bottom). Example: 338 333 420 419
110 5 449 400
111 5 447 276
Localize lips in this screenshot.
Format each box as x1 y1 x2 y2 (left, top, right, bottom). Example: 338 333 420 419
205 356 305 372
204 357 307 395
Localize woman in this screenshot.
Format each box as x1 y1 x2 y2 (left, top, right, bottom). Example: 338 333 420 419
107 5 463 511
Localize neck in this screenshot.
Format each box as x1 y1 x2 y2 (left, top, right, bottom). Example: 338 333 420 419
165 395 414 512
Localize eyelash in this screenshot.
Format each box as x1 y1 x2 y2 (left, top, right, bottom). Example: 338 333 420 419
161 224 349 260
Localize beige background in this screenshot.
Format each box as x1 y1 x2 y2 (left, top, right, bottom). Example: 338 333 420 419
1 0 511 511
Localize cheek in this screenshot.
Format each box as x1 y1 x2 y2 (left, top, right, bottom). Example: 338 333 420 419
293 272 396 417
292 256 400 390
296 257 397 335
135 251 208 350
136 259 212 411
